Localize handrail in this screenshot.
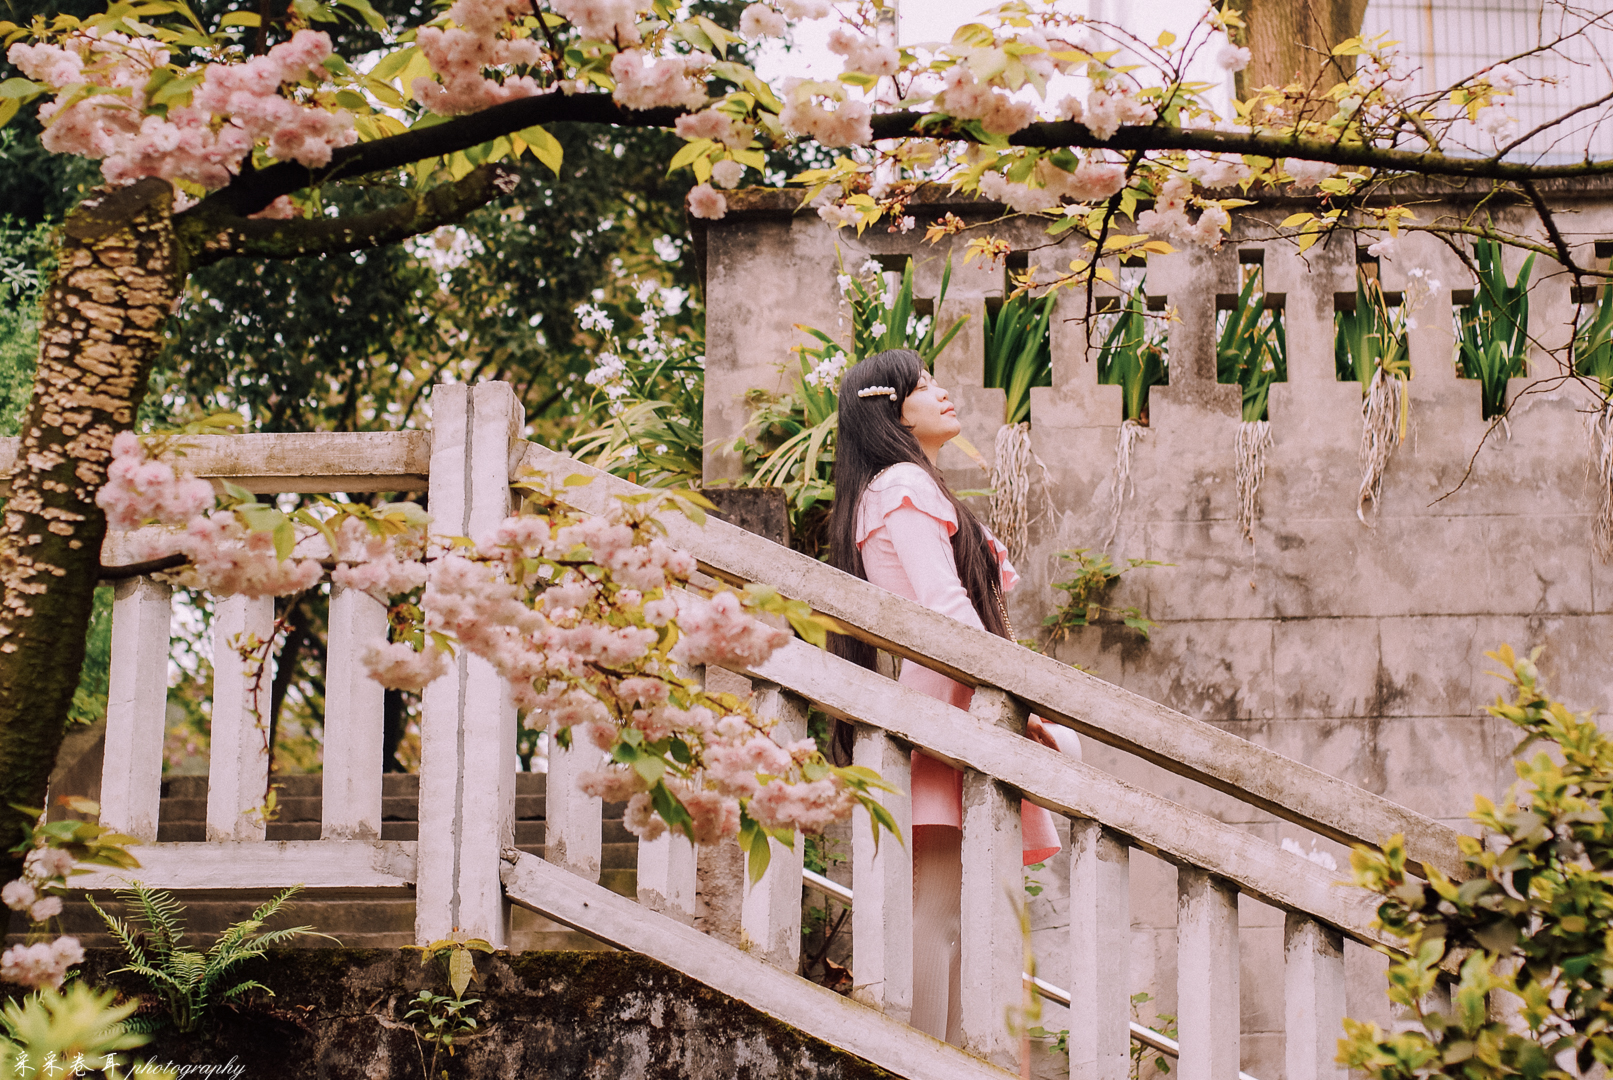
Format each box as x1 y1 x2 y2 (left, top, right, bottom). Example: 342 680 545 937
803 868 1264 1080
4 431 433 499
519 440 1465 880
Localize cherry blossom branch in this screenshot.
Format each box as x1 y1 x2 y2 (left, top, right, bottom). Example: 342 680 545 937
181 163 522 267
184 93 686 220
177 93 1613 224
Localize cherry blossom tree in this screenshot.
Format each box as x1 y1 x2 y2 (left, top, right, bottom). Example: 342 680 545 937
0 0 1611 876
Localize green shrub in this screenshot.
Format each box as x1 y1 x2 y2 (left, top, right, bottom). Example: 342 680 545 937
1343 645 1613 1080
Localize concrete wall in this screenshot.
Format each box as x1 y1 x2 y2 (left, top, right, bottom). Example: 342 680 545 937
697 183 1613 1079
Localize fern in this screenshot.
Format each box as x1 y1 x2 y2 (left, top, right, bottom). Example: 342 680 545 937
92 882 334 1033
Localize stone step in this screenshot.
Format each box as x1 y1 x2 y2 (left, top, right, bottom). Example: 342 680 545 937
112 772 642 948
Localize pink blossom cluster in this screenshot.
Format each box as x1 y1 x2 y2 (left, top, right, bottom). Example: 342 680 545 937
778 0 831 18
0 937 84 990
977 158 1125 213
1282 158 1338 188
171 512 321 598
709 160 745 189
828 26 898 79
670 591 792 667
779 79 873 147
100 436 322 597
704 734 797 797
413 25 543 115
332 518 429 601
346 494 859 847
935 65 1036 136
11 30 355 188
362 641 452 689
739 4 787 38
1187 153 1254 189
1136 176 1228 248
610 49 710 111
1215 37 1252 73
22 847 76 883
674 109 751 149
1082 87 1157 141
97 432 215 530
748 776 855 832
688 183 728 219
553 0 648 44
551 514 696 592
2 879 63 923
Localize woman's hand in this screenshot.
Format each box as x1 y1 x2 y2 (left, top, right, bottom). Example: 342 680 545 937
1027 714 1062 751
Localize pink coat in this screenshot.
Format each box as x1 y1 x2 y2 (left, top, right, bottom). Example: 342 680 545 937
855 462 1062 865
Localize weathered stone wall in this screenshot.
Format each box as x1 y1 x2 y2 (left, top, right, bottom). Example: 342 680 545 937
43 948 899 1079
696 182 1613 1079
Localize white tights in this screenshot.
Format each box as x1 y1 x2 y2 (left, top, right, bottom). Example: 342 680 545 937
910 824 963 1043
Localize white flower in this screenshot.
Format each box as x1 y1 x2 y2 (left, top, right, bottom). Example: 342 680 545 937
0 880 34 912
576 304 614 333
859 258 883 276
29 896 61 922
1475 104 1517 138
1487 63 1527 91
836 274 852 292
897 216 916 233
1367 235 1399 259
870 321 888 337
1215 38 1251 72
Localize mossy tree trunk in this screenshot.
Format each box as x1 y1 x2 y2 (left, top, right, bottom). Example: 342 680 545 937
0 178 182 879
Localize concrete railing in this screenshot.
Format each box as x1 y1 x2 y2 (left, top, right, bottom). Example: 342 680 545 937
521 438 1462 1079
22 380 1462 1079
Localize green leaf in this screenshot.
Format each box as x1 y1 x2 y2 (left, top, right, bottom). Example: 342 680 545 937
370 46 419 83
516 123 563 176
0 77 44 99
217 10 260 26
448 947 476 998
632 754 666 785
333 0 386 31
271 519 295 562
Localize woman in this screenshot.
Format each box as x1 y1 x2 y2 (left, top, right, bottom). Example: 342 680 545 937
828 348 1074 1044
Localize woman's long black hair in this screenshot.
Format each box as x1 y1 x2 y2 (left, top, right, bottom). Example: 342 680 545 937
827 349 1010 762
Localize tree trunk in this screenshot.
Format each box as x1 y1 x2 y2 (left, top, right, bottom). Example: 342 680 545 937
0 178 181 878
1237 0 1370 93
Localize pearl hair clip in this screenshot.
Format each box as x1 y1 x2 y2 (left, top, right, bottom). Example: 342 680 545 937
857 385 898 400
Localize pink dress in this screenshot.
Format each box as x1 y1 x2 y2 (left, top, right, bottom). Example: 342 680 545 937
855 462 1062 865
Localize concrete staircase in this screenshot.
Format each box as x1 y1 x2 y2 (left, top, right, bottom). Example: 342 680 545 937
21 772 637 951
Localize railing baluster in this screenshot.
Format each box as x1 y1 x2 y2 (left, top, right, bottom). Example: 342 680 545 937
959 767 1023 1068
100 576 171 842
739 683 808 969
321 583 387 840
851 725 912 1023
637 829 698 924
1177 868 1242 1080
206 593 275 842
544 731 603 882
1070 819 1131 1080
417 381 522 947
1284 913 1346 1080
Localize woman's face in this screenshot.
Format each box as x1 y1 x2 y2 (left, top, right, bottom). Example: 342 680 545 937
901 369 961 461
